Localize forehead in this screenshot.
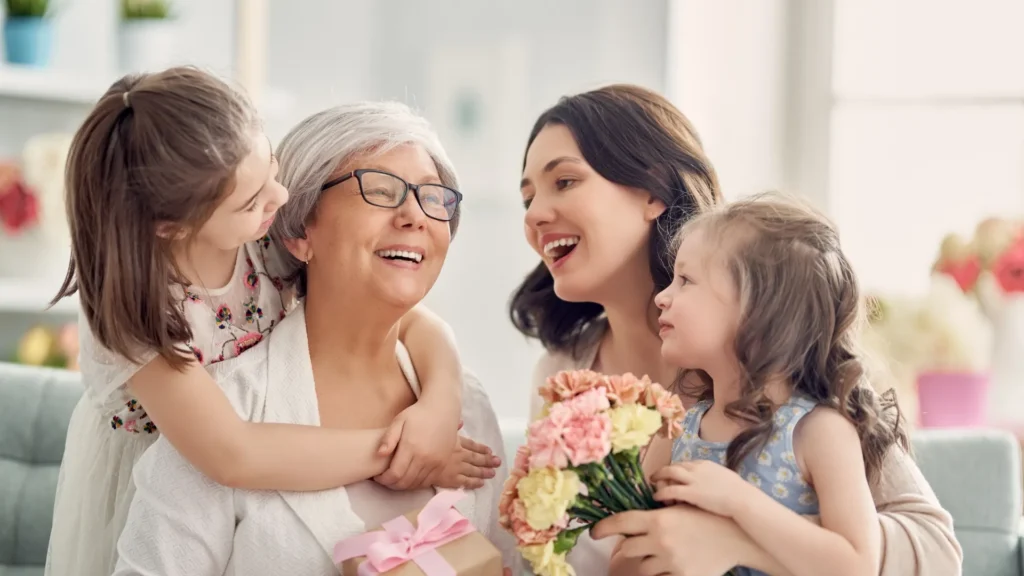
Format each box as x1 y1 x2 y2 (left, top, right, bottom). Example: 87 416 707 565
335 143 440 182
522 124 582 175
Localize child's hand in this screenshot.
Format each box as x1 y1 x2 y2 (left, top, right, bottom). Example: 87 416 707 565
376 397 461 490
651 461 753 518
431 436 501 490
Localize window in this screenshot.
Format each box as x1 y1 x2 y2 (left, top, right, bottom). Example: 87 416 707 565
828 0 1024 295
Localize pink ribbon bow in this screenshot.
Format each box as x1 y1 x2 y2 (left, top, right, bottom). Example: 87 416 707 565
333 490 476 576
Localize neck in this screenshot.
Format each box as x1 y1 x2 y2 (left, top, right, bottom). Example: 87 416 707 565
174 241 238 288
304 277 404 385
597 282 676 387
707 360 792 409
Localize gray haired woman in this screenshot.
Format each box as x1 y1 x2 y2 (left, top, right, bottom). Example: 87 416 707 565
114 102 519 575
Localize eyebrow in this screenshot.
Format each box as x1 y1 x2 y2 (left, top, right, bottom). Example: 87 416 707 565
519 156 583 189
235 135 275 212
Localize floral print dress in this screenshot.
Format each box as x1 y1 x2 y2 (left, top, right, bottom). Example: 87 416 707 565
109 235 296 434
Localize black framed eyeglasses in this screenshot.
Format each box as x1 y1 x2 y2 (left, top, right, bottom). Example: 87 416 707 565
321 169 463 222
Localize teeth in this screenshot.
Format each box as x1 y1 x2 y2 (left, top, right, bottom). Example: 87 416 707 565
375 249 423 263
543 236 580 256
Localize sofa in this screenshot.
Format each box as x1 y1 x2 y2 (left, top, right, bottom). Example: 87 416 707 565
2 362 1022 576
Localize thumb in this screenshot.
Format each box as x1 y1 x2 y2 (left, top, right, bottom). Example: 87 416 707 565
379 419 405 455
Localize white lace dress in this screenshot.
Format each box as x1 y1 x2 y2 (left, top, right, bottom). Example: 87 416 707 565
45 237 292 576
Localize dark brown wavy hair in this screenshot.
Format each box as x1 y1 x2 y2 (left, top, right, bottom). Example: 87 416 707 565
509 84 722 358
51 66 259 370
679 193 909 483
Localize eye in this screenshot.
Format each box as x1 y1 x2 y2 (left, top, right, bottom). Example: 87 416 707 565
522 196 534 210
245 199 259 212
555 177 577 191
677 274 692 286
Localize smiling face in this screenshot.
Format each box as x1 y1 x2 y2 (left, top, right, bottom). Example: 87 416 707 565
519 124 664 304
286 143 451 311
193 130 289 251
654 226 741 372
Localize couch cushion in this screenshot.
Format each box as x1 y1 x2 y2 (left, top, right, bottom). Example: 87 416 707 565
912 428 1023 576
0 363 82 569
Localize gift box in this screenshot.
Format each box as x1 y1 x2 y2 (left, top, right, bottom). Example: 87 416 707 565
334 490 502 576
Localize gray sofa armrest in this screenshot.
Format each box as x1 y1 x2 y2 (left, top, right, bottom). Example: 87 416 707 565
0 362 83 572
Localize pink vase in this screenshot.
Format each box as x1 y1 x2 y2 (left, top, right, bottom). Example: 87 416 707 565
917 371 989 428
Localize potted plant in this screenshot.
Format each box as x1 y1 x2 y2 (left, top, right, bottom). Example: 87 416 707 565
865 274 993 429
3 0 52 67
119 0 177 74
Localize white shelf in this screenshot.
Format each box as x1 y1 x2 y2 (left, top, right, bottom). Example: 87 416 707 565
0 279 77 314
0 66 109 105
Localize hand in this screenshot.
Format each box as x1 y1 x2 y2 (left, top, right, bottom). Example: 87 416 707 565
375 396 461 490
592 505 745 576
432 435 501 490
651 461 753 518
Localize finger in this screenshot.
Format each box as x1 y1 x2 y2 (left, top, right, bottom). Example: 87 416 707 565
653 485 695 504
614 535 653 560
460 461 496 480
373 470 399 488
462 446 499 470
458 436 493 455
651 464 692 485
457 474 485 490
392 460 423 490
638 555 673 576
378 418 406 455
591 511 650 539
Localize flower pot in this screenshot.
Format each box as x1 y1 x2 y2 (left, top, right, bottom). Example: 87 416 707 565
3 17 53 67
118 19 179 74
917 371 989 428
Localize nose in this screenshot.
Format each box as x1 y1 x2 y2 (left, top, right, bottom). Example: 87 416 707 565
524 191 555 231
267 179 289 211
654 288 670 310
394 190 427 229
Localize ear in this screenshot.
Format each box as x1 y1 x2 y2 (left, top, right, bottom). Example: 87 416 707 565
155 222 188 241
283 235 313 263
645 196 667 221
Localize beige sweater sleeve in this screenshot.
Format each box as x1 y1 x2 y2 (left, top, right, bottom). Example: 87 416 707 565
871 445 963 576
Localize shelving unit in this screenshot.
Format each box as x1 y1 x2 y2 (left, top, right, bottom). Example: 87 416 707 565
0 279 77 315
0 66 109 105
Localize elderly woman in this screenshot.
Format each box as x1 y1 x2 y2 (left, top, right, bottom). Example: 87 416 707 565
113 102 519 575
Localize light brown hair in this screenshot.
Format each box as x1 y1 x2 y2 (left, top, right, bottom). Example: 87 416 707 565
678 192 908 482
52 66 259 370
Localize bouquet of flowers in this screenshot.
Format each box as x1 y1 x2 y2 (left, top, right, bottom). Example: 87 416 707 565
499 370 685 576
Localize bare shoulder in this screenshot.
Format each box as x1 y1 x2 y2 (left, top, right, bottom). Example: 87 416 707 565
793 406 861 479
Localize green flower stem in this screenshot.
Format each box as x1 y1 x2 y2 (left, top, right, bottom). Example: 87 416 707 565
606 454 648 509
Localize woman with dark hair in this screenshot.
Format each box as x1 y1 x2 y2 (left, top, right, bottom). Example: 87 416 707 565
511 84 961 575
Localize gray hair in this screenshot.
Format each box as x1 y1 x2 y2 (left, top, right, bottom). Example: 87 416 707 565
269 101 461 283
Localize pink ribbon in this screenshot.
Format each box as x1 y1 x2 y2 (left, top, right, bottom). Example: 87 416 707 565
333 490 475 576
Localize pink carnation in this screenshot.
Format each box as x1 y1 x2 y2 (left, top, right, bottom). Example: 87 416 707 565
563 386 611 416
499 445 532 531
527 410 571 469
527 392 613 469
538 369 606 403
643 382 685 439
605 373 645 406
511 499 565 546
562 412 612 466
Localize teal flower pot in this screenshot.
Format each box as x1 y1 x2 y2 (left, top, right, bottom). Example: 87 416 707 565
3 17 53 67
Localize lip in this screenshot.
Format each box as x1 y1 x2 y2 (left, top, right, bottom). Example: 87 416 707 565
258 215 275 231
540 232 581 270
374 243 427 270
657 320 674 336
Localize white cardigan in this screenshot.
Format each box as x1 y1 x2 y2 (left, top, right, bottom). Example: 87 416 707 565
113 305 518 576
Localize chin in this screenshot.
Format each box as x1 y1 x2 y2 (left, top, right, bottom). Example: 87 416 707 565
551 275 604 303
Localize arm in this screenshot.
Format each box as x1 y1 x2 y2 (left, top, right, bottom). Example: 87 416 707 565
730 408 880 576
375 304 465 489
113 439 233 576
129 357 391 491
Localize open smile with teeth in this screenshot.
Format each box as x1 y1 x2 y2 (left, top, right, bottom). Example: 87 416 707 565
543 236 580 261
375 249 424 263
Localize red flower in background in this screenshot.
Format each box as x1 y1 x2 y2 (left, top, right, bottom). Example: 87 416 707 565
992 231 1024 294
0 176 40 235
937 256 982 293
